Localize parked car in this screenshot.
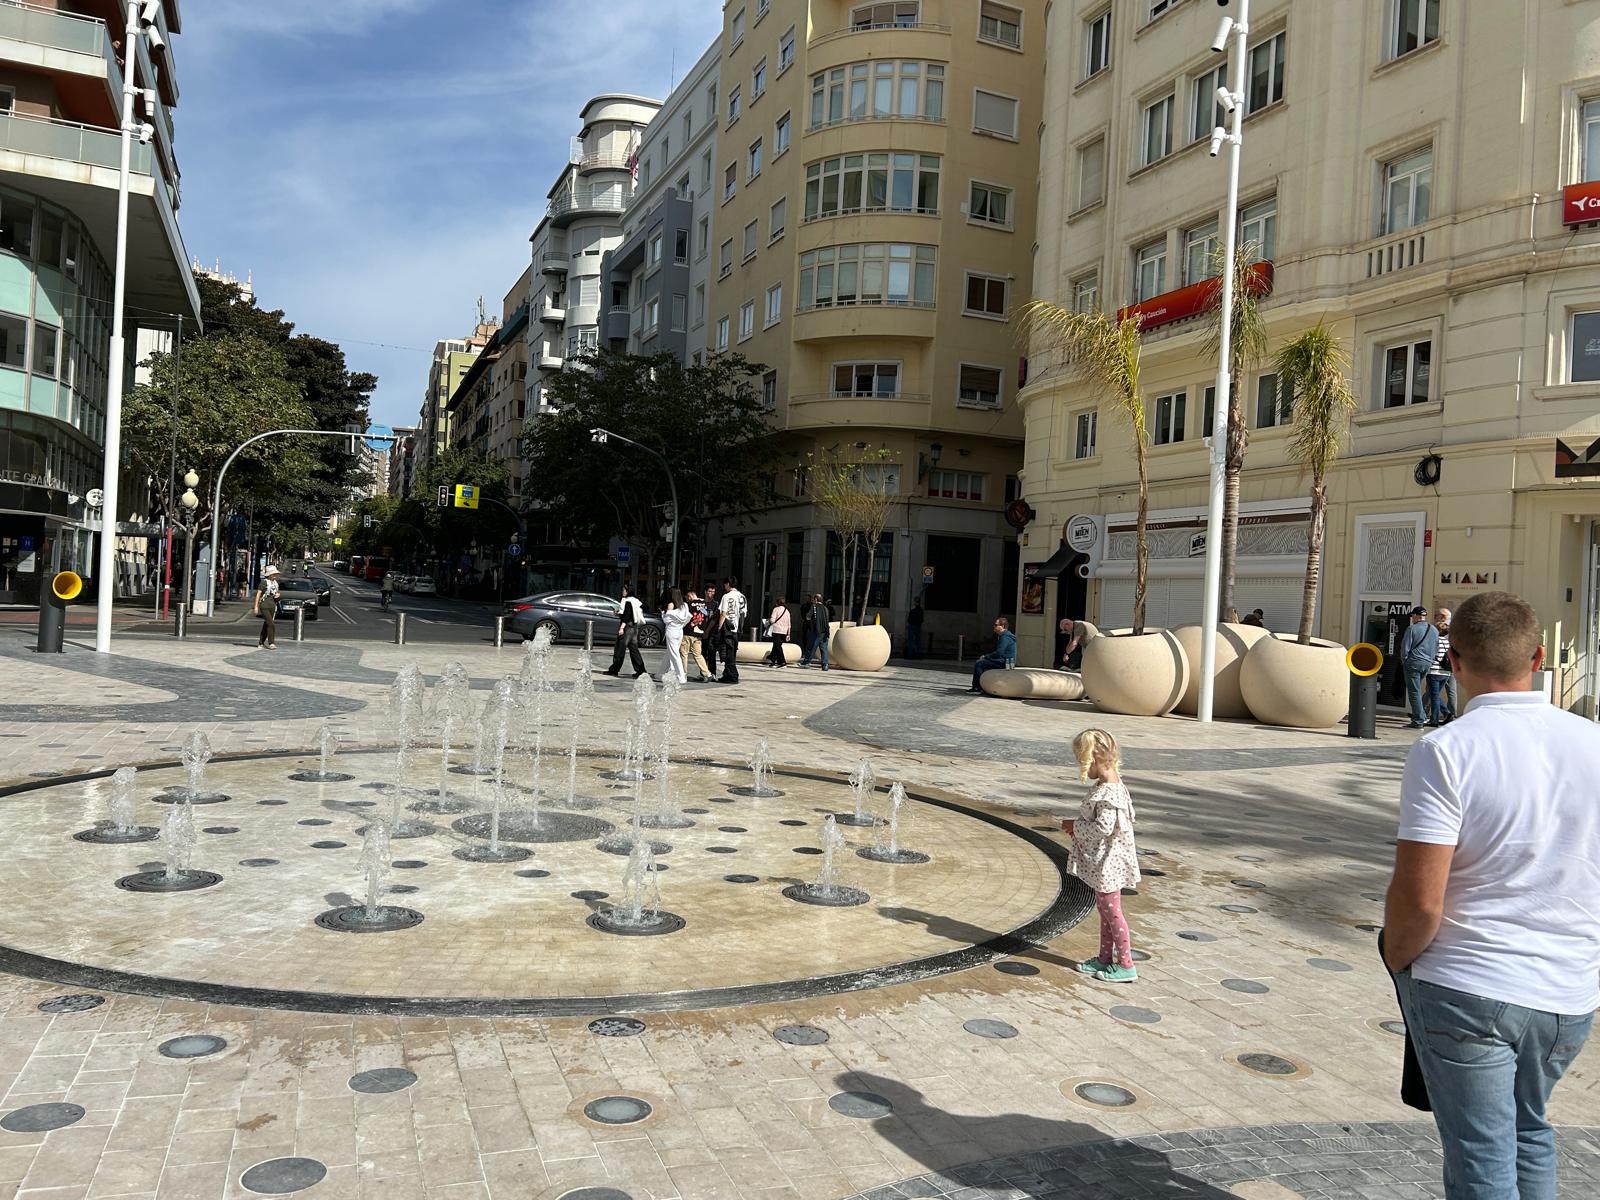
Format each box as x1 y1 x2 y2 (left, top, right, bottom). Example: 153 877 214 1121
409 578 438 596
275 578 320 621
394 574 414 593
502 591 664 646
331 559 347 572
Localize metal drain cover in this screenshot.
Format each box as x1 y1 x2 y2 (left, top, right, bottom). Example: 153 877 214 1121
828 1091 892 1119
963 1019 1019 1039
159 1035 227 1059
38 994 104 1014
583 1096 653 1125
588 1017 645 1038
773 1025 829 1046
349 1068 417 1094
1073 1082 1135 1108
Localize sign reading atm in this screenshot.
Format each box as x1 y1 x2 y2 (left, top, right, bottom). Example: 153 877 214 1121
1116 262 1274 333
1563 181 1600 226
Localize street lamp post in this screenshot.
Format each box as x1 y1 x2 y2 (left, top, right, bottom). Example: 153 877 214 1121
591 428 679 596
93 0 166 655
1196 0 1251 723
175 471 198 638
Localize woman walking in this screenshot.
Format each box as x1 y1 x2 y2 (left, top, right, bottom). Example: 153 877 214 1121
662 588 691 684
766 596 792 667
253 565 281 650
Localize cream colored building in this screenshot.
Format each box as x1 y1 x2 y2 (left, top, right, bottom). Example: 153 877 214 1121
1018 0 1600 713
706 0 1044 644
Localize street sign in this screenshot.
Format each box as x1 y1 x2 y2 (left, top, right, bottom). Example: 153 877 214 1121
616 546 631 565
1189 532 1207 558
921 565 935 580
507 542 523 557
85 488 104 509
333 537 343 545
364 424 394 450
19 535 33 551
437 485 449 508
453 484 479 509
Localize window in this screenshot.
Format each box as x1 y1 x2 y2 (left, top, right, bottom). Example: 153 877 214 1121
809 60 944 129
719 238 734 278
1141 93 1174 165
1152 390 1186 445
775 111 791 155
1248 32 1286 112
1584 99 1600 183
1202 385 1216 435
0 88 13 116
969 181 1012 227
648 233 663 267
964 273 1008 318
715 316 730 351
833 362 900 396
739 300 755 340
804 153 941 219
694 284 706 326
762 370 778 410
707 84 718 123
1072 273 1099 314
671 295 687 332
682 112 692 143
753 58 767 99
1148 0 1182 19
1389 0 1439 60
730 7 745 47
852 2 920 30
1183 219 1219 284
929 469 986 500
1240 195 1277 261
799 244 937 309
779 26 796 72
748 138 763 179
1074 410 1098 459
743 219 759 261
1133 239 1167 302
0 198 32 258
676 174 691 199
1076 136 1105 210
728 85 742 124
723 163 737 202
1255 372 1288 427
674 229 689 264
765 283 783 326
1382 147 1432 234
974 90 1019 138
1382 337 1433 406
1084 10 1111 78
0 313 25 370
769 197 787 241
1191 64 1228 143
702 149 713 189
697 216 709 259
924 535 980 611
978 1 1022 49
957 364 1002 409
756 0 769 17
645 297 660 333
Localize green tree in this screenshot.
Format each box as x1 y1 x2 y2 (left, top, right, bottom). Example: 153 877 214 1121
405 451 514 586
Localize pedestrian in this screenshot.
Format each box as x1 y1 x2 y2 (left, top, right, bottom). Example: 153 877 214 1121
717 577 746 683
702 585 720 679
682 589 711 682
905 601 925 659
1061 728 1140 983
968 616 1016 693
1400 604 1440 729
1058 617 1086 671
800 593 832 670
1426 607 1456 726
603 583 649 678
1240 608 1265 627
766 596 792 666
253 565 281 650
1385 591 1600 1199
662 588 690 685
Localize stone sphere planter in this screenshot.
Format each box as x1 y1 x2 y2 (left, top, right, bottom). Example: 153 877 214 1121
1173 622 1271 718
1081 629 1190 717
980 668 1087 701
1239 634 1350 728
734 639 801 664
831 624 891 673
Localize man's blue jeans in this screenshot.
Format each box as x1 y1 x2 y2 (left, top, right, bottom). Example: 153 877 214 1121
801 632 828 668
1396 970 1593 1199
1405 667 1430 724
1426 674 1457 723
971 654 1006 690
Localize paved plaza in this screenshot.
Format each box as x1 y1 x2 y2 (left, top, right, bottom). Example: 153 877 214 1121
0 629 1595 1200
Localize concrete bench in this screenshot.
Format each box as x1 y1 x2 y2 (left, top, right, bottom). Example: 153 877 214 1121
979 667 1087 701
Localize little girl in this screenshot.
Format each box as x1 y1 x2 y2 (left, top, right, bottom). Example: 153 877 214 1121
1062 728 1140 982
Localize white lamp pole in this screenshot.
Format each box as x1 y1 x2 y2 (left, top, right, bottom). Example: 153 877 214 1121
1196 0 1250 722
93 1 161 654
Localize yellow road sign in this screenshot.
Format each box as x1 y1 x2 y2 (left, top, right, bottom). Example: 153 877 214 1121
453 484 479 510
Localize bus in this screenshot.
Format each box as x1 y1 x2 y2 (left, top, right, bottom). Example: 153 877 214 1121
362 556 391 582
347 555 364 577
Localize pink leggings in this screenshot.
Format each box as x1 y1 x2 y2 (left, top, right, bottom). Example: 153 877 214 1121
1096 891 1133 969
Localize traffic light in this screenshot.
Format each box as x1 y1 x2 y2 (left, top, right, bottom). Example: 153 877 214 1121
437 485 449 508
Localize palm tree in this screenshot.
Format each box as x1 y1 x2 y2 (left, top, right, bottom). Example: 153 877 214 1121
1021 303 1150 633
1201 242 1269 619
1275 323 1357 644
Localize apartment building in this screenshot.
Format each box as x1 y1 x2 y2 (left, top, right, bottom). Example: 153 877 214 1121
704 0 1044 645
416 327 490 472
447 270 532 498
387 427 417 499
526 95 661 415
598 44 720 363
0 0 197 605
1018 0 1600 712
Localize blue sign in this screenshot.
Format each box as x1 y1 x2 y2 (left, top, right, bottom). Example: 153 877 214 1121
507 542 523 557
365 424 394 450
615 546 631 565
19 536 33 551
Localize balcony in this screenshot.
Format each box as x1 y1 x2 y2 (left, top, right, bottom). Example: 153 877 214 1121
540 250 569 274
1359 221 1447 282
538 345 564 370
809 20 950 47
792 298 936 342
539 298 565 323
0 4 119 119
785 391 933 431
570 150 634 174
546 186 632 227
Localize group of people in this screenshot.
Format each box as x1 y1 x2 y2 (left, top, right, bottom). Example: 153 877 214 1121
1401 604 1457 728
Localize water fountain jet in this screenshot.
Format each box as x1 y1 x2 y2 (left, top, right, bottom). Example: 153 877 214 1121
783 815 869 906
857 781 930 864
75 766 158 843
289 722 354 782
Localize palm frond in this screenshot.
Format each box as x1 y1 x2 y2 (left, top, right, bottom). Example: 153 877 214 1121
1018 300 1145 444
1277 323 1356 476
1200 240 1269 375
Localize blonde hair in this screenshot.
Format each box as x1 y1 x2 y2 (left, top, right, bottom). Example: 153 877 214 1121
1072 728 1120 782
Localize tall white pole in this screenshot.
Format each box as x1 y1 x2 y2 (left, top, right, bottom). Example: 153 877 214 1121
1196 0 1250 722
92 1 141 654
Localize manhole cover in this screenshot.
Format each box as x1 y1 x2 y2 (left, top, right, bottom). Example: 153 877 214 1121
588 1018 645 1038
116 869 223 894
240 1157 328 1195
782 883 870 907
159 1035 227 1059
963 1019 1019 1039
1176 931 1217 942
0 1103 84 1132
1110 1006 1160 1025
1307 958 1353 972
723 874 760 884
1222 979 1270 995
1073 1082 1135 1108
857 847 930 865
1130 949 1151 962
348 1068 417 1094
586 910 686 937
773 1025 828 1046
1219 904 1258 914
583 1096 653 1125
993 961 1039 976
1238 1052 1299 1076
38 994 103 1014
314 906 425 934
828 1091 892 1119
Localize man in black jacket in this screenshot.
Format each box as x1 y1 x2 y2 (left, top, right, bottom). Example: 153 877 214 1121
800 593 832 670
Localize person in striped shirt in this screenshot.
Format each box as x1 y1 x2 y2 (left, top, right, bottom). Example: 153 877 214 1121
1426 607 1456 726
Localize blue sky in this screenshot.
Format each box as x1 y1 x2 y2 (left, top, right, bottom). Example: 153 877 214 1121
177 0 723 430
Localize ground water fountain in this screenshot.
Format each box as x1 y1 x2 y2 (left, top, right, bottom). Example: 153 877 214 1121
75 766 158 844
315 820 424 933
116 797 222 893
517 627 554 802
454 680 531 863
836 758 878 827
563 649 597 808
383 666 436 837
412 662 472 815
289 723 354 783
784 815 869 907
641 678 692 830
730 737 784 797
156 731 227 805
587 840 684 936
859 781 930 864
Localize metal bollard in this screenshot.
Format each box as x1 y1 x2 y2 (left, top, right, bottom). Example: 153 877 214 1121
494 615 505 648
584 619 594 651
174 604 186 639
1346 643 1383 739
294 608 305 642
957 634 965 662
395 612 407 646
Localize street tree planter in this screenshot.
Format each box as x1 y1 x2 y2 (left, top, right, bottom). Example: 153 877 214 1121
1173 622 1270 719
1081 629 1190 717
1239 634 1349 728
831 623 892 672
980 668 1087 701
735 640 801 664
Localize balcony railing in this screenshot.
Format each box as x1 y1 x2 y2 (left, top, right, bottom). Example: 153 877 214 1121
1364 227 1430 279
802 203 940 225
570 151 634 173
540 250 569 273
0 111 154 175
790 391 930 404
0 1 110 57
809 20 950 47
547 189 632 220
795 297 936 313
806 112 945 134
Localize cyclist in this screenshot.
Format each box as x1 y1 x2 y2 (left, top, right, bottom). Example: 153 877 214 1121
381 570 395 611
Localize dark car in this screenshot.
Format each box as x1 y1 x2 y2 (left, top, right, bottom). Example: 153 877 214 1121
275 578 320 621
503 591 664 646
305 575 333 606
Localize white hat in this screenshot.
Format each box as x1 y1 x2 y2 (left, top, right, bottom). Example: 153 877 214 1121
264 565 280 577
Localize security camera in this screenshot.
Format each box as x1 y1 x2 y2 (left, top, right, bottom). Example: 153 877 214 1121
1216 85 1238 115
1211 15 1234 52
1208 126 1227 157
139 0 162 22
143 24 164 51
137 123 155 145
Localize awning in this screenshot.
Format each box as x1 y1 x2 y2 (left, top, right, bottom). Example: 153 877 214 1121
1024 545 1080 581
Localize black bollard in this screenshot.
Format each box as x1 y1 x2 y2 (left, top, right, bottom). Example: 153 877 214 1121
36 571 81 654
1346 642 1383 739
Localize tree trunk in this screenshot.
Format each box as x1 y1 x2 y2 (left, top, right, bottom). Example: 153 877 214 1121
858 537 878 625
1133 441 1150 637
843 534 857 621
1219 376 1249 616
1299 476 1327 645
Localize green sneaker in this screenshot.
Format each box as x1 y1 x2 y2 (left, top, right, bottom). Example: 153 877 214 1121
1074 957 1109 975
1094 965 1138 983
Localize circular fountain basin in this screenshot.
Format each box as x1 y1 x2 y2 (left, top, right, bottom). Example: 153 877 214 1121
73 825 159 845
857 847 931 865
585 909 686 937
782 883 871 908
115 869 223 894
288 769 355 783
152 788 230 806
832 813 880 828
452 843 534 864
450 811 613 845
728 785 785 798
314 905 425 934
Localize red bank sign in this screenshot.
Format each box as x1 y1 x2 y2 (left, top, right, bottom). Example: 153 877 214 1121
1563 181 1600 226
1116 261 1274 333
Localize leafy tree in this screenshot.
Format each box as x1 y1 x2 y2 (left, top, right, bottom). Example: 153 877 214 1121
399 451 514 587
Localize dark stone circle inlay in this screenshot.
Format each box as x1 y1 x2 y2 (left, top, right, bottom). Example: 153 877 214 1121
1110 1006 1161 1025
778 819 807 826
1231 879 1267 889
38 993 104 1014
297 819 333 826
452 811 614 845
774 1024 829 1046
829 1091 893 1119
1222 978 1270 995
1176 931 1217 943
514 868 551 879
705 846 738 854
1357 923 1383 933
239 1156 329 1195
159 1034 227 1059
723 874 760 884
256 799 288 806
1130 949 1151 962
571 890 609 901
588 1017 645 1038
1236 854 1265 862
964 1018 1019 1039
583 1095 653 1125
349 1067 417 1094
792 846 823 855
1238 1052 1299 1076
239 858 279 868
682 807 710 814
387 884 419 895
1307 957 1353 972
1142 869 1167 877
1073 1082 1136 1108
202 826 240 834
557 1189 635 1200
309 840 347 850
1219 904 1258 914
0 1102 84 1132
717 826 747 833
993 961 1039 976
392 859 427 869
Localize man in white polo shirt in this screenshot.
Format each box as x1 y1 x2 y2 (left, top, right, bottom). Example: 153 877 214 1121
1385 591 1600 1199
